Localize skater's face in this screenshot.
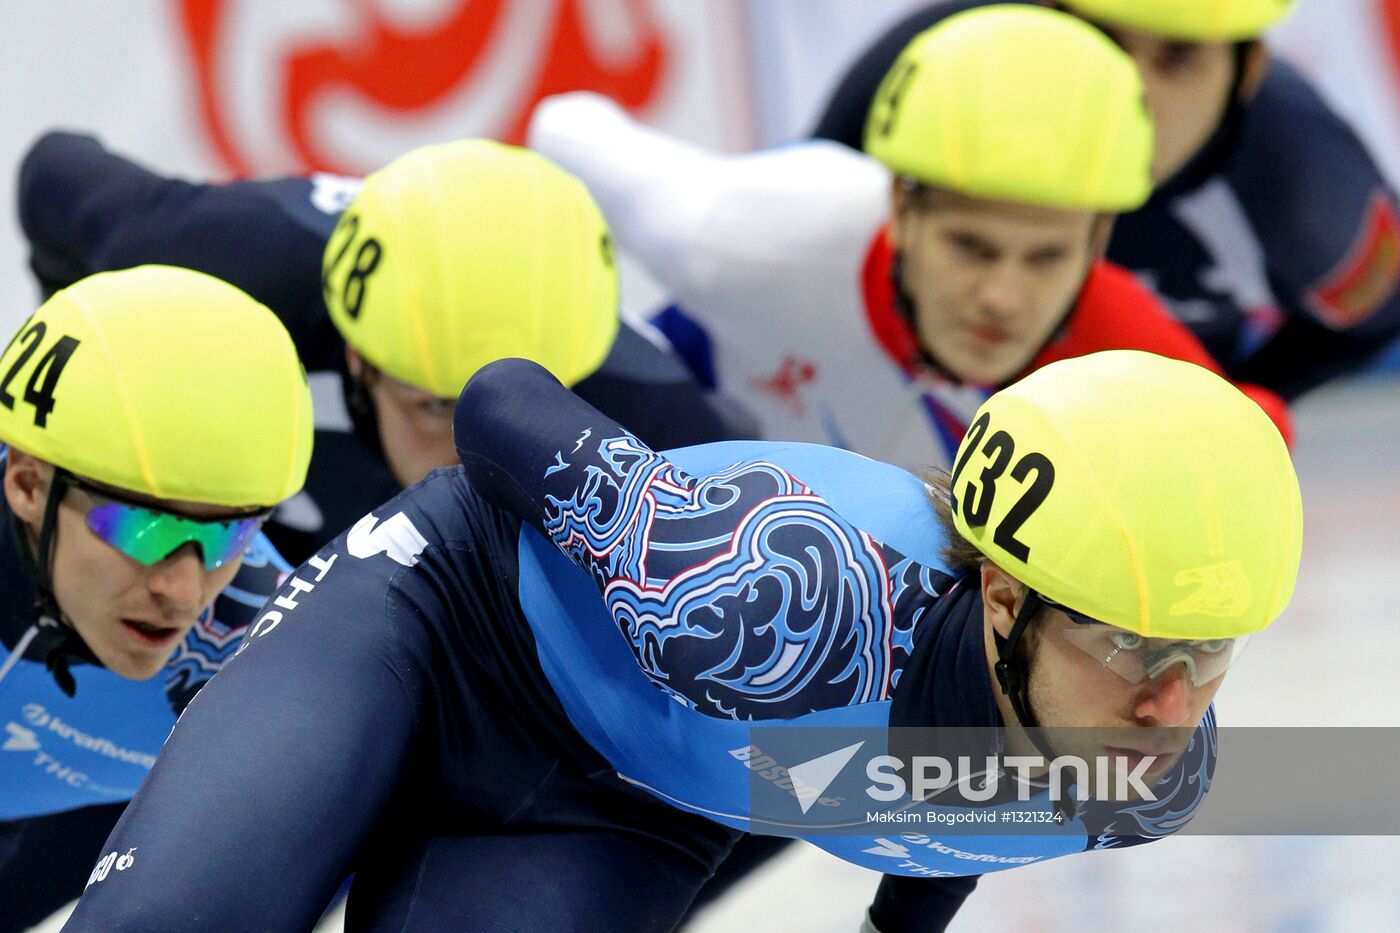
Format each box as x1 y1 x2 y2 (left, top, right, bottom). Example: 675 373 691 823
890 184 1110 386
1088 23 1242 183
350 349 459 488
981 564 1222 790
3 450 245 680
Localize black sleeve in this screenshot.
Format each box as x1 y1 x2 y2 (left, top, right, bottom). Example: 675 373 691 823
868 873 979 933
17 131 169 298
16 131 339 368
572 323 752 449
1229 313 1393 400
0 802 125 931
810 1 990 147
1223 62 1400 397
455 358 641 537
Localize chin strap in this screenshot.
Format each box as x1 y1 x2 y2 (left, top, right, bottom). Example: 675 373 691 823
992 590 1045 735
344 359 386 460
991 588 1077 818
14 469 98 696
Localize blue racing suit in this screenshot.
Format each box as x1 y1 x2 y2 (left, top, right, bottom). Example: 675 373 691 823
0 452 289 930
63 360 1214 933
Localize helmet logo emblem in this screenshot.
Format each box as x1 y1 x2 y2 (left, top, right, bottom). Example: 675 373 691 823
1170 559 1253 618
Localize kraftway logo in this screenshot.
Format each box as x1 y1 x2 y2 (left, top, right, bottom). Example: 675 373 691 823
5 722 40 752
861 835 1040 868
13 705 157 767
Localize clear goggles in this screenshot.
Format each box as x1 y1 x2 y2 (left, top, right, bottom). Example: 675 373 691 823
66 473 269 571
1040 593 1249 687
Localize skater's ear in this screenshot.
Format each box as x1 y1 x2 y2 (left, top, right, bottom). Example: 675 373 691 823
4 447 54 527
980 562 1028 640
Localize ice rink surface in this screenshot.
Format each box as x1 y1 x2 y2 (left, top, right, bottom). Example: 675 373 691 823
32 376 1400 933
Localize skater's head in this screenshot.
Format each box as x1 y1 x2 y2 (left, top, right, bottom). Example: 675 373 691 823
933 351 1300 772
866 6 1153 386
323 140 619 488
1053 1 1291 182
0 266 311 680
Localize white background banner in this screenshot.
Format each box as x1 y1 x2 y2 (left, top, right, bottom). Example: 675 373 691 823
1 0 1398 334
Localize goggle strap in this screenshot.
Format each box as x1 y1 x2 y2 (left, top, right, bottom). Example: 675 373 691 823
31 470 88 696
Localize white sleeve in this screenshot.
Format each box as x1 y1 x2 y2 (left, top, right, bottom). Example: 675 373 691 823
528 92 890 318
529 92 714 295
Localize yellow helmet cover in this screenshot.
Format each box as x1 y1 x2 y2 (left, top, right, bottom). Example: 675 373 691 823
323 139 620 399
0 265 312 508
1062 0 1295 42
864 4 1154 211
949 350 1301 639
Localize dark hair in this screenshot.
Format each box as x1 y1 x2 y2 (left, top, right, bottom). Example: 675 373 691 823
926 469 988 576
928 469 1045 651
896 177 979 214
894 176 1115 243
